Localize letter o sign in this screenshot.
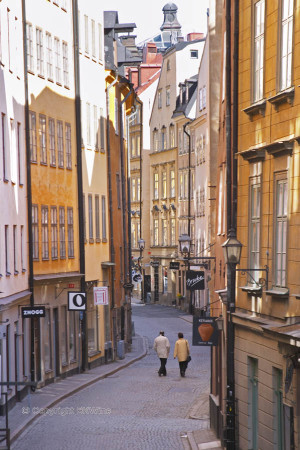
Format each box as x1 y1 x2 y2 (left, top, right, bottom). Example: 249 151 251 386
68 292 87 311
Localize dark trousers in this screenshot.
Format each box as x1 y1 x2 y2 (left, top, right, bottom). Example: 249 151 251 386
179 360 187 375
158 358 167 375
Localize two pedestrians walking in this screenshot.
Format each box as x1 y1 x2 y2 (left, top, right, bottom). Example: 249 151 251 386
154 331 190 377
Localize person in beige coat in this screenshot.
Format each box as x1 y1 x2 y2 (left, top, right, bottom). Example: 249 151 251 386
153 331 170 376
173 332 190 377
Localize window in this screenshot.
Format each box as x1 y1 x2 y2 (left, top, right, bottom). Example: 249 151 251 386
280 0 294 90
32 205 39 260
45 33 53 80
136 134 140 156
203 86 207 109
83 194 86 241
248 357 258 450
166 87 170 106
54 37 61 84
179 172 184 199
51 207 58 259
0 10 2 64
21 225 25 271
41 206 49 260
36 28 44 76
137 177 140 202
29 111 37 162
93 105 98 149
199 88 203 111
190 49 198 58
62 42 69 87
178 129 182 153
84 15 89 53
26 23 34 72
78 10 81 51
114 98 119 135
249 181 261 283
154 173 159 199
170 170 175 197
170 125 175 148
13 225 17 274
44 309 52 371
59 206 66 258
98 23 103 60
153 219 158 246
101 196 106 240
153 129 158 152
184 172 188 199
57 120 64 167
65 123 71 169
17 122 22 185
1 113 7 180
275 178 288 287
170 218 176 245
161 128 166 150
69 311 76 361
39 115 47 164
273 368 283 449
88 194 93 240
132 178 136 202
253 0 265 101
95 195 100 241
61 306 67 365
67 207 74 257
100 108 105 151
167 60 170 71
91 20 96 57
158 90 162 109
86 102 91 146
162 219 167 246
131 223 137 248
162 171 167 198
5 225 9 275
49 118 56 166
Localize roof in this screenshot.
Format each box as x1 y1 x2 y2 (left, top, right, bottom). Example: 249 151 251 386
163 2 178 11
172 76 198 119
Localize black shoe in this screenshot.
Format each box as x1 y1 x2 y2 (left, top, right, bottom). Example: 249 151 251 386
158 371 162 377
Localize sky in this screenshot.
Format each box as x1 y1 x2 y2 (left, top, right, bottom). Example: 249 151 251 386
105 0 210 45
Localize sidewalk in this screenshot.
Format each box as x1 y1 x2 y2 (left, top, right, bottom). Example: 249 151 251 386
0 334 147 447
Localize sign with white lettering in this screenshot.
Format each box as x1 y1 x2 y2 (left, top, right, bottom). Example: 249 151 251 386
186 271 205 291
22 306 46 318
68 292 86 311
93 287 109 305
192 317 218 346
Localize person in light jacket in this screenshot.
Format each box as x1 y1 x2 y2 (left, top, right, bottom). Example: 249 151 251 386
173 332 190 377
153 331 170 376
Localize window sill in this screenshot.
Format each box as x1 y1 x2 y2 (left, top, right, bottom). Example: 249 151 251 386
50 164 56 168
27 69 35 76
239 146 266 162
6 272 11 277
48 78 54 83
265 288 289 297
88 350 101 357
268 87 295 110
40 162 47 166
264 139 294 157
243 99 266 120
89 238 94 244
22 269 26 273
96 238 101 243
102 238 107 243
14 271 19 276
240 285 262 296
38 74 45 80
56 81 62 87
64 85 70 90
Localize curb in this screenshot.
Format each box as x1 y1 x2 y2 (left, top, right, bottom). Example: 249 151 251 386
10 335 148 446
187 431 199 450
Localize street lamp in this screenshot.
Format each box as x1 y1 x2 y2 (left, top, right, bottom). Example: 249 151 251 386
138 238 145 302
179 233 192 314
222 235 242 266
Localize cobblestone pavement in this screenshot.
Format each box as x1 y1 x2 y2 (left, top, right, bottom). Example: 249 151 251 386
13 303 211 450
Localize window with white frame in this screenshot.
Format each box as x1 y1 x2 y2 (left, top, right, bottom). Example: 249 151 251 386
153 219 159 246
91 19 96 57
179 172 183 199
54 37 61 84
26 23 34 72
88 194 93 240
280 0 294 90
65 123 71 169
137 177 140 201
21 225 25 271
178 129 182 153
61 306 67 365
170 218 176 245
44 309 52 371
114 98 119 135
249 180 261 283
84 15 89 53
29 111 37 162
253 0 265 102
274 177 288 287
101 196 107 240
36 28 44 76
32 205 39 260
190 49 198 58
51 206 58 259
132 178 136 202
49 118 55 166
93 105 98 149
170 170 175 197
1 113 7 180
67 207 74 257
136 134 140 156
57 120 64 167
95 195 100 241
39 115 47 164
166 87 170 106
199 88 203 111
170 124 175 148
158 90 162 109
98 23 103 60
13 225 17 274
162 219 167 246
161 127 166 150
154 173 159 199
153 129 158 151
59 206 66 258
131 223 137 248
100 108 105 151
86 102 91 146
5 225 9 274
162 171 167 198
62 41 69 87
46 32 53 80
41 205 49 260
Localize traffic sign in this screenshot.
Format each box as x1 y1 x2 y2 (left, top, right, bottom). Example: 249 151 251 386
68 292 86 311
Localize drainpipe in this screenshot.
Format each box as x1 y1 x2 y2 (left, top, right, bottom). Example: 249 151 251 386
183 120 192 314
135 98 143 240
72 0 87 371
106 77 118 316
22 0 35 389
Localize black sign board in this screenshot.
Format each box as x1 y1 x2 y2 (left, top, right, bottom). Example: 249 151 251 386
192 317 218 346
22 306 46 318
150 261 160 267
170 262 180 270
186 271 205 290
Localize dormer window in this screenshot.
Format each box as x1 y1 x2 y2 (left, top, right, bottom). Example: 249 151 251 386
190 49 198 59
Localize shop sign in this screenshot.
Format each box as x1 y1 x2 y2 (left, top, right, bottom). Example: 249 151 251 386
22 306 46 318
192 317 218 346
93 287 109 305
186 271 205 290
68 292 86 311
170 262 180 270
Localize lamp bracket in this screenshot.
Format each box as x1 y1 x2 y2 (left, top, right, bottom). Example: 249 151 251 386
235 265 269 290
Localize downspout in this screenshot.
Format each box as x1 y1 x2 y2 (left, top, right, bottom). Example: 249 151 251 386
119 85 134 288
22 0 35 389
183 120 192 314
232 0 239 232
72 0 87 371
106 77 118 313
135 98 143 239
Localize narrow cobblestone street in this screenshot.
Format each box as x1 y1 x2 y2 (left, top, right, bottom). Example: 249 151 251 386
12 303 211 450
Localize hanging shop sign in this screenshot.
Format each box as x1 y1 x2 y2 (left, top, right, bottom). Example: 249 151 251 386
68 292 86 311
93 287 109 306
22 306 46 318
186 271 205 291
170 262 180 270
192 317 218 346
